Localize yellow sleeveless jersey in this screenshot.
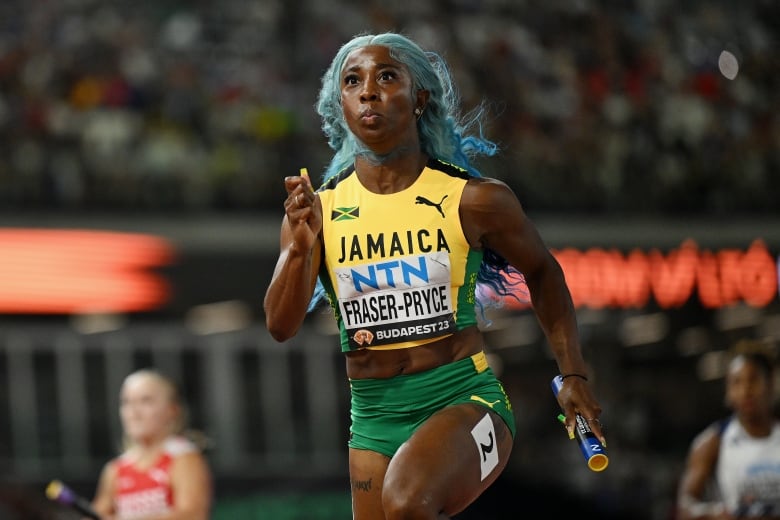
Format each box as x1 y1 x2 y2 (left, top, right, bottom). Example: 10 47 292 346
317 158 483 352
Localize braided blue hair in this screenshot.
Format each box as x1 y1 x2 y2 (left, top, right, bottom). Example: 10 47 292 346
309 32 526 314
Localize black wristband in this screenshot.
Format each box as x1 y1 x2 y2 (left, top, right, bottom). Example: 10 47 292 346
561 373 588 382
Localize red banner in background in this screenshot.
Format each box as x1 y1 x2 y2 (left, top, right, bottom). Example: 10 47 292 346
0 229 776 315
500 239 778 310
0 229 174 314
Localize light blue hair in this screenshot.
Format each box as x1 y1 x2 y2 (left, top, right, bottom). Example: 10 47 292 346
309 32 526 315
316 32 496 179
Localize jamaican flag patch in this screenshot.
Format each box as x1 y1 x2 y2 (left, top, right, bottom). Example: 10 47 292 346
331 207 359 221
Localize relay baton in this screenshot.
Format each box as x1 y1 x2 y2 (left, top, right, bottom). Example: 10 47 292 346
551 375 609 472
46 479 101 520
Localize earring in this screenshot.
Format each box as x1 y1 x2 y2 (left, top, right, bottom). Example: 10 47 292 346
414 107 422 116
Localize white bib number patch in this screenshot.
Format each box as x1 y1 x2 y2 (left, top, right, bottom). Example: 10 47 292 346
471 413 499 481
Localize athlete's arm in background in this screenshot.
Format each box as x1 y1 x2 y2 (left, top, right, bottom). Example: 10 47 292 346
264 175 322 341
157 451 213 520
91 461 117 520
677 427 730 520
460 177 605 443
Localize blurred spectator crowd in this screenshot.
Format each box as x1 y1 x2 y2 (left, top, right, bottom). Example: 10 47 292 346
0 0 776 215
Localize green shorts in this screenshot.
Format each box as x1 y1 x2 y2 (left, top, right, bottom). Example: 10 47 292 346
348 351 516 458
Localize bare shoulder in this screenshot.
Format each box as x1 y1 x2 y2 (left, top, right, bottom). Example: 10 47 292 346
460 176 527 245
462 176 516 203
461 176 524 220
100 457 119 477
688 423 723 460
172 449 210 472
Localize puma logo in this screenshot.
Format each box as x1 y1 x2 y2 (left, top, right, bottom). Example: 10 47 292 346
415 195 448 218
470 395 501 409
